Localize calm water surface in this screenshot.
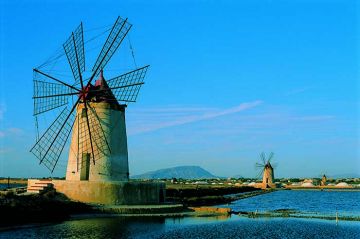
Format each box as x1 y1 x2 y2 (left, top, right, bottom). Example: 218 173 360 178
0 216 359 239
0 184 26 190
0 190 359 239
227 190 360 217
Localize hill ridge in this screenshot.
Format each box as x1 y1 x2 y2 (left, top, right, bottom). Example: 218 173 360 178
132 165 219 179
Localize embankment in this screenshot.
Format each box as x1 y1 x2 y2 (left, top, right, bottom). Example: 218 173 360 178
166 186 262 206
0 190 92 227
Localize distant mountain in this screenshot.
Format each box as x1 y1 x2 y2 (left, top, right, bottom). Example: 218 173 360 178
132 166 219 179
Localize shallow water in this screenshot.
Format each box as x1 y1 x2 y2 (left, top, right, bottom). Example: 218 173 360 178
0 190 359 238
0 184 26 190
0 216 359 239
227 190 360 217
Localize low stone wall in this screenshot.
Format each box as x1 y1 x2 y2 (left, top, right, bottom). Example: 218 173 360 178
52 180 166 205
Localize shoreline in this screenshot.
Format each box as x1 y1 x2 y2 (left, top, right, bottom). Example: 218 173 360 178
1 186 359 232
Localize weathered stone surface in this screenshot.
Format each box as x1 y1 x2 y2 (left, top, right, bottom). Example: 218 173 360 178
52 180 166 205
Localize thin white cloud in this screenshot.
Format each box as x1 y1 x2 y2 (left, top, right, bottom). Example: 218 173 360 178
128 100 263 135
0 128 24 138
7 127 24 135
0 148 11 154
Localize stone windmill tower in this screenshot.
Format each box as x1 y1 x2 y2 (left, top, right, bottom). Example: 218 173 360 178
65 70 138 182
321 174 327 186
256 152 276 189
30 17 164 205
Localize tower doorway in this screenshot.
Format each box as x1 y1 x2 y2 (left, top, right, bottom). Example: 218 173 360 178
80 153 90 180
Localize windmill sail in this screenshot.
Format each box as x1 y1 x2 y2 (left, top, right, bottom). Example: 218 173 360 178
31 16 148 174
63 23 85 85
30 107 76 172
107 65 149 102
91 17 132 78
33 70 80 115
76 103 111 171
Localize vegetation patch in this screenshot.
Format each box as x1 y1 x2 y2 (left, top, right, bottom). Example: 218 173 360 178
0 189 93 227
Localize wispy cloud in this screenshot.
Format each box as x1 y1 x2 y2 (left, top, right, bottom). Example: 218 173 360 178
0 128 24 138
128 100 263 135
0 147 11 154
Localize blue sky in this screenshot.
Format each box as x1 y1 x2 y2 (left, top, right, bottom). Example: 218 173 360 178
0 0 359 178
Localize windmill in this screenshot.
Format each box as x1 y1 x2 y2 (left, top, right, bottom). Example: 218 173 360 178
316 172 328 186
255 152 276 189
30 16 149 182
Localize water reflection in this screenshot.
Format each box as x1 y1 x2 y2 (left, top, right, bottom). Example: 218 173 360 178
165 214 230 226
1 190 360 239
1 215 359 239
0 217 166 239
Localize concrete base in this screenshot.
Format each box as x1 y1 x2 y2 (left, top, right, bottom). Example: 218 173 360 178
52 180 166 205
254 182 276 189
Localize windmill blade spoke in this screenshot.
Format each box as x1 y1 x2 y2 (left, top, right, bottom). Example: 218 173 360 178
33 77 79 116
260 152 266 165
63 23 85 85
34 69 80 92
91 17 132 80
83 103 95 165
30 106 77 172
107 65 148 102
255 162 264 168
87 103 112 154
268 152 274 163
77 103 111 170
255 169 263 180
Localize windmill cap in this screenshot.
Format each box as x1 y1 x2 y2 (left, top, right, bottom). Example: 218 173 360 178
92 70 121 106
95 70 105 87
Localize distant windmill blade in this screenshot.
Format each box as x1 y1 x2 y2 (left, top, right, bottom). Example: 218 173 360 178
260 152 266 165
33 71 79 115
267 152 274 163
30 106 76 172
107 65 148 102
91 17 132 79
63 23 85 85
255 168 263 180
255 162 264 168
